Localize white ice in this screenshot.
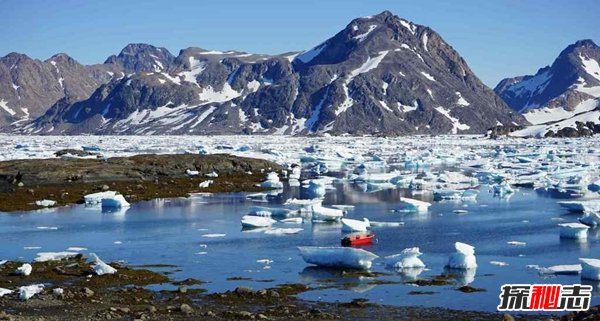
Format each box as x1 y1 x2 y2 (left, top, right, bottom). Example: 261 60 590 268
298 246 378 270
385 247 426 269
446 242 477 269
90 253 117 276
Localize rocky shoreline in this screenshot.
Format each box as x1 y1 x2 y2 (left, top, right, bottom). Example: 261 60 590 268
0 153 281 212
2 256 592 321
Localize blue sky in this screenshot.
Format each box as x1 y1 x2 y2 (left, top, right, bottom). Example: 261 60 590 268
2 0 599 86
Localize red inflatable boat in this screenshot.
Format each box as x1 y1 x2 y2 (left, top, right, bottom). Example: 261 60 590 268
341 233 375 247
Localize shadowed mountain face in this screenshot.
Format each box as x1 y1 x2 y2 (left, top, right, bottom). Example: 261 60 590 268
3 11 526 135
495 40 600 126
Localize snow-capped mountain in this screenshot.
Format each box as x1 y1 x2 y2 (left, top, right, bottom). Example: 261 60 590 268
6 11 525 135
495 40 600 137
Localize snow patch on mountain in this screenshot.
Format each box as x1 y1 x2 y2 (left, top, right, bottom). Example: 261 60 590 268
434 106 470 134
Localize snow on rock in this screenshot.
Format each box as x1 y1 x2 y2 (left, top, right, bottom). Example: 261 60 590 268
298 246 378 270
199 180 213 188
90 253 117 276
455 92 470 106
0 99 17 116
580 258 600 280
0 288 12 297
446 242 477 269
523 99 599 125
579 54 600 82
385 247 426 269
353 25 378 42
15 263 32 276
434 107 470 134
19 284 44 300
296 43 327 64
420 71 436 82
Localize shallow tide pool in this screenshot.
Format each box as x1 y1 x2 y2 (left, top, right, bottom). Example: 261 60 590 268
1 182 599 312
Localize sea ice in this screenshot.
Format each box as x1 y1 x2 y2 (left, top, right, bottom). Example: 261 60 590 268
90 253 117 275
15 263 32 276
18 284 44 300
241 215 276 228
311 205 344 222
298 246 378 270
385 247 426 269
264 228 303 235
34 252 79 262
446 242 477 269
399 197 430 213
84 191 117 205
101 194 130 209
341 218 370 232
558 222 589 239
580 258 600 281
579 212 600 227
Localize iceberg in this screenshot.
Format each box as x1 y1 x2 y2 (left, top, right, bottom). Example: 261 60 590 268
249 206 298 218
311 205 344 222
580 258 600 281
280 217 303 224
579 212 600 227
241 215 276 228
289 166 301 180
558 222 589 239
101 194 130 209
399 197 431 213
261 172 283 189
385 247 426 269
534 264 582 275
298 246 378 270
19 284 44 300
369 220 404 227
341 218 370 232
90 253 117 276
84 191 117 205
15 263 32 276
492 182 514 197
446 242 477 269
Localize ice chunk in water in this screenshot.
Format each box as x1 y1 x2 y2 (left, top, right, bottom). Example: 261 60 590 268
34 252 79 262
580 258 600 281
84 191 117 205
399 197 430 213
579 212 600 227
298 246 378 270
385 247 426 269
311 205 344 222
341 218 370 232
264 228 303 235
19 284 44 300
558 223 589 239
241 215 276 228
101 194 130 209
446 242 477 269
261 172 283 189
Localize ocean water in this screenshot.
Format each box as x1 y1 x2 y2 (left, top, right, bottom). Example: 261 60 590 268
1 182 598 312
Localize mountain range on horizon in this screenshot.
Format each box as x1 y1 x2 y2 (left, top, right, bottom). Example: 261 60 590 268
0 10 598 137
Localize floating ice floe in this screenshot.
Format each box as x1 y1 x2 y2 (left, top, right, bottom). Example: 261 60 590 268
446 242 477 269
249 206 298 218
507 241 526 246
101 194 130 209
280 217 303 224
369 220 404 227
34 251 79 262
201 233 226 238
558 222 589 239
19 284 44 300
341 218 370 232
298 246 378 270
492 182 514 197
559 200 600 213
311 205 344 222
261 172 283 189
398 197 430 213
264 228 303 235
490 261 509 266
385 247 426 269
84 191 117 205
90 253 117 276
579 212 600 227
35 199 56 207
580 258 600 280
241 215 276 228
15 263 32 276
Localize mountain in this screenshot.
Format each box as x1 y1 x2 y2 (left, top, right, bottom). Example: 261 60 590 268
495 40 600 137
8 11 526 135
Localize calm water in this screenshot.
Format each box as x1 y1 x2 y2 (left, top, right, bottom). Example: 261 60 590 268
1 182 599 312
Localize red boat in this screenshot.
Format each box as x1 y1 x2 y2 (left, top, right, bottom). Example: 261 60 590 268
341 233 375 247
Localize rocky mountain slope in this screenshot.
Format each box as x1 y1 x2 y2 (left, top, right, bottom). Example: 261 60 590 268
4 11 526 135
495 40 600 137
